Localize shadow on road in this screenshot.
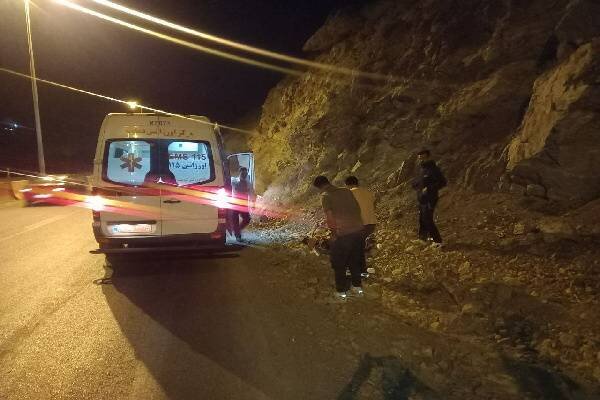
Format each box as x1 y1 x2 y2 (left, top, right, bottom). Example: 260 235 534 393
98 248 365 399
502 356 586 400
338 353 439 400
95 248 595 400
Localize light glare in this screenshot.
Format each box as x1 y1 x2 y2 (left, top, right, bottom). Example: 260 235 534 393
86 195 105 211
215 187 229 209
89 0 390 81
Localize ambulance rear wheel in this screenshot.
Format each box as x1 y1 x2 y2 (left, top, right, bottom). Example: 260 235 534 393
104 254 125 269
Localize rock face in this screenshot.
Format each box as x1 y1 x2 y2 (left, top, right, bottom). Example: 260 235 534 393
251 0 600 208
507 40 600 204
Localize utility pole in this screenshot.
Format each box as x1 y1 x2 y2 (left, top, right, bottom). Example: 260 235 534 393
24 0 46 175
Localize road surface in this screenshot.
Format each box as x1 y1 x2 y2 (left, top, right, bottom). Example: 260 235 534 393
0 204 422 399
2 203 593 400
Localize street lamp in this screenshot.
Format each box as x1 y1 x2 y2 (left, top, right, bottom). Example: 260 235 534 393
24 0 46 175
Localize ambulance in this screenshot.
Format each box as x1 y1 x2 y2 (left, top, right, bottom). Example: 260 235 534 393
89 113 254 255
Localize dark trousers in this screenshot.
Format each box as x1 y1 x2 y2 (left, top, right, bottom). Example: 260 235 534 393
418 200 442 243
231 210 250 238
330 231 364 292
360 224 376 273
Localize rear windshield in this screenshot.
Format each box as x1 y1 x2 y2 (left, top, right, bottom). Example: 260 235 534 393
103 139 215 186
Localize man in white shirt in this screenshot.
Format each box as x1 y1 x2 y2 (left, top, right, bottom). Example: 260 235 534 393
345 176 377 276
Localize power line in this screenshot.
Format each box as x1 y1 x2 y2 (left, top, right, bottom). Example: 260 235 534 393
0 66 254 135
55 0 306 78
87 0 392 82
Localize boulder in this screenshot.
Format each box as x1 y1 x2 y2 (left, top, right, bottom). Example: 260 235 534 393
507 40 600 206
363 283 383 300
526 184 547 198
509 184 526 196
558 332 578 348
513 223 526 235
458 261 472 275
538 217 576 238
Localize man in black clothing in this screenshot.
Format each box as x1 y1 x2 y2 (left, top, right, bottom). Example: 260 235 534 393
412 149 447 244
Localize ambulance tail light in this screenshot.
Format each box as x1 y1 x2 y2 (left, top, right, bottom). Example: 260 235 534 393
86 195 106 222
215 187 229 209
214 187 229 224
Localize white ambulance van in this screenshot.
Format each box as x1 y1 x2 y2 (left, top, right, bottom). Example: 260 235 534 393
89 113 253 255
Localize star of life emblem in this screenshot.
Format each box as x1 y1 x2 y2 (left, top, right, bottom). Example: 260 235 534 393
120 153 142 173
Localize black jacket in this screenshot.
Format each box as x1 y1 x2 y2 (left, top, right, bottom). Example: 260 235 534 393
412 160 447 204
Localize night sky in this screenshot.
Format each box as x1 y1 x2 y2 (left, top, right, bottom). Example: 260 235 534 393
0 0 359 173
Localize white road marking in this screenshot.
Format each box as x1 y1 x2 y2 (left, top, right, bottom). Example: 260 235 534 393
0 212 76 243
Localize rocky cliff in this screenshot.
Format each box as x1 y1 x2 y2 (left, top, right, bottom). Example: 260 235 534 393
247 1 600 390
250 0 600 210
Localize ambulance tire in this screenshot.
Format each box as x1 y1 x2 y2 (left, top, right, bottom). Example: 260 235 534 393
105 254 125 269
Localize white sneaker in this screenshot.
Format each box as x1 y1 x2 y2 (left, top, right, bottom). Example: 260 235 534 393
331 291 348 303
348 286 364 297
361 272 370 278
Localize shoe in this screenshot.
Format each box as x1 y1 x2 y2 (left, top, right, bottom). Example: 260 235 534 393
331 291 348 303
361 272 370 279
235 235 243 242
348 286 364 297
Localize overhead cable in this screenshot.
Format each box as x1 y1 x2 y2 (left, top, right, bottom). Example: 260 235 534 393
87 0 391 82
0 67 253 134
54 0 305 78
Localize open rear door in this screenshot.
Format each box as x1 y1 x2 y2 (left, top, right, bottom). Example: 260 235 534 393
227 153 254 188
227 152 255 216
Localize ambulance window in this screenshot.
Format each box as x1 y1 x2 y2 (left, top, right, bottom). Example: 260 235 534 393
106 141 151 186
167 141 213 185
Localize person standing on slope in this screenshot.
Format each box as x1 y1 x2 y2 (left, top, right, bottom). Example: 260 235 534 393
313 175 365 300
411 149 447 246
345 176 377 277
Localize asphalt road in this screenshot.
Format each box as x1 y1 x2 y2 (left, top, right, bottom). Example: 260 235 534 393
4 204 593 400
0 204 401 400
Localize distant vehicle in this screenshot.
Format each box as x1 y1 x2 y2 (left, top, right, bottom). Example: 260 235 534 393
89 113 254 255
19 175 83 206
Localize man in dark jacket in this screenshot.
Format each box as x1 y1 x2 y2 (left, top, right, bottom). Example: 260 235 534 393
412 149 447 244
